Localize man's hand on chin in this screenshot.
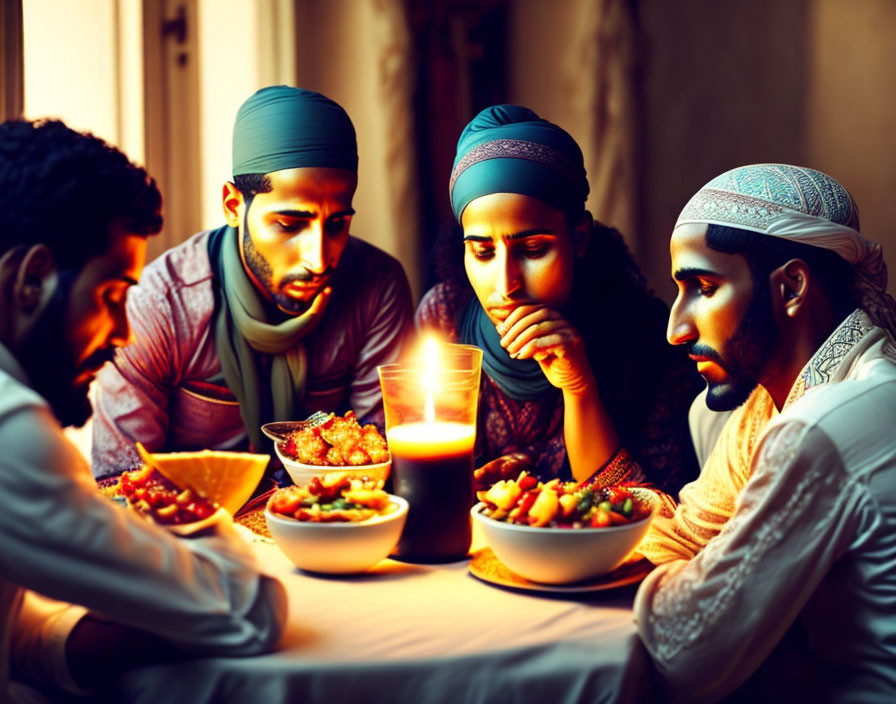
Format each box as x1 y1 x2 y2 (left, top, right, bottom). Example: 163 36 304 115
286 285 332 326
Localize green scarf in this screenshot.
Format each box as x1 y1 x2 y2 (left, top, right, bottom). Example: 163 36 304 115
209 226 323 450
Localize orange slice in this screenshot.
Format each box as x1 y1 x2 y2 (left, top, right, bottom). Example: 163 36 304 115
136 443 269 515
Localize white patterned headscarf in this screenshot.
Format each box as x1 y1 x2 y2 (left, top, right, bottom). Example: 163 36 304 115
676 163 896 336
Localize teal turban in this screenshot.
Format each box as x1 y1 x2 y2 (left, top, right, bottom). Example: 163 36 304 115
449 105 589 222
232 85 357 176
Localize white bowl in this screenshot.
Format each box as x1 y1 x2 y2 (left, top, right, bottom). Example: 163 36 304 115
273 444 391 487
265 495 408 574
471 487 658 584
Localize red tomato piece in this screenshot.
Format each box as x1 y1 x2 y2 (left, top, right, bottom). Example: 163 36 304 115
518 474 537 492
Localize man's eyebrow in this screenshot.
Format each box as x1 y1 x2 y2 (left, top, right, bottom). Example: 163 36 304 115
462 228 554 243
121 275 139 286
672 266 719 282
272 208 356 219
274 208 316 218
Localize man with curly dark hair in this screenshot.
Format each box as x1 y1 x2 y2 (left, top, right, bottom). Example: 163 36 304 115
0 119 286 702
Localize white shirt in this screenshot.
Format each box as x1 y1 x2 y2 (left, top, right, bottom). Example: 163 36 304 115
0 343 287 700
635 311 896 702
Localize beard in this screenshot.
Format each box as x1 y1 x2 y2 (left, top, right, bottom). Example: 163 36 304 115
18 270 115 428
694 280 779 412
241 216 324 316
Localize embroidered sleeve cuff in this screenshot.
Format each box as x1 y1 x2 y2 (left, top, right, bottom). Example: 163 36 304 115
585 447 645 488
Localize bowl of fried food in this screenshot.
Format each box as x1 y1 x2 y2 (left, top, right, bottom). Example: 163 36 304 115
266 411 391 487
113 443 269 535
472 472 658 584
265 473 408 574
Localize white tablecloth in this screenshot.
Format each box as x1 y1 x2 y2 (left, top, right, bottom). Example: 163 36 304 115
107 526 656 704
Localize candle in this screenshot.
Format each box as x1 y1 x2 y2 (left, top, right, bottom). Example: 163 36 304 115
386 422 475 460
378 339 483 562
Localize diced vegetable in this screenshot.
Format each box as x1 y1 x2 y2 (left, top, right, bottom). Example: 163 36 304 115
480 471 651 529
267 474 395 523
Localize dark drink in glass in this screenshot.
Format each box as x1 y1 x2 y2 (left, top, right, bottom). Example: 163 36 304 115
387 423 475 562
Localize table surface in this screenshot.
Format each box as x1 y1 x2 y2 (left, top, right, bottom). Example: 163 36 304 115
106 519 657 704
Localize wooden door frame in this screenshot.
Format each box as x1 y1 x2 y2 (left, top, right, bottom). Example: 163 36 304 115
143 0 202 261
0 0 24 120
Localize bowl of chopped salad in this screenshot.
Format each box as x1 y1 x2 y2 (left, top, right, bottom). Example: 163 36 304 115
472 472 658 584
265 473 408 574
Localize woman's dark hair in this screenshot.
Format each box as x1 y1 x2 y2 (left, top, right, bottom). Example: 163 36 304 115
705 223 856 317
0 119 162 269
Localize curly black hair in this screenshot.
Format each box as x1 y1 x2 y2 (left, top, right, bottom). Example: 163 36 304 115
0 119 162 268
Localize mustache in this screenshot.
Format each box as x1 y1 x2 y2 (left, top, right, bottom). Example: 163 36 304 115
281 267 333 286
687 343 724 366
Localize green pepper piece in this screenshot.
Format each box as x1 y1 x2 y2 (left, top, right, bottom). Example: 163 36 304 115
576 489 594 515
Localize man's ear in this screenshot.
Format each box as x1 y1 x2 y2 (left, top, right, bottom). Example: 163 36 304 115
771 258 810 318
572 210 592 257
12 244 56 312
222 181 245 228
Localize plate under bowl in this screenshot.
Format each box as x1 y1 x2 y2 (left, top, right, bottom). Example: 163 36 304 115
471 487 658 584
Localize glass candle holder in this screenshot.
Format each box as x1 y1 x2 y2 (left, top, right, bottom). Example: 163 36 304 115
378 342 482 562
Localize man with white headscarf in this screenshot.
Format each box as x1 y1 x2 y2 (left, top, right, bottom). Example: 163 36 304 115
633 164 896 702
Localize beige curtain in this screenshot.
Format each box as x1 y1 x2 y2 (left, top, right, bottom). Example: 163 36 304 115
0 0 24 120
292 0 422 300
256 0 297 87
509 0 639 254
365 0 421 299
565 0 638 254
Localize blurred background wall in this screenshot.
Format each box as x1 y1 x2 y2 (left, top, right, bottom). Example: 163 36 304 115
8 0 896 305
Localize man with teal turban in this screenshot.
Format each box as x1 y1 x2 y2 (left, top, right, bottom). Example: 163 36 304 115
91 86 414 483
418 105 701 495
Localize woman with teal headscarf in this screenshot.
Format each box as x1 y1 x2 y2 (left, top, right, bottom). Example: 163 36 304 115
417 105 701 494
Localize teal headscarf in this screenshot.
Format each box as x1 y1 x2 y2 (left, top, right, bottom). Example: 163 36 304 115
450 105 588 400
449 105 589 222
232 85 357 176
